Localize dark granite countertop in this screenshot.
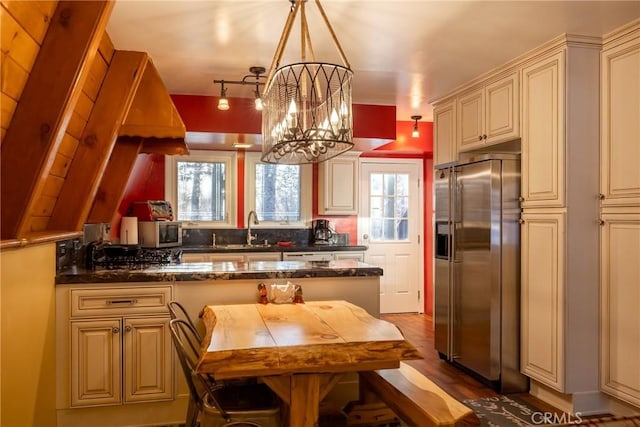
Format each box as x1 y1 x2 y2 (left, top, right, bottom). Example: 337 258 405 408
180 244 368 254
56 259 383 284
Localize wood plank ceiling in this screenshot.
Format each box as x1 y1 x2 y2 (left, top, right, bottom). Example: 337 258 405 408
0 0 187 245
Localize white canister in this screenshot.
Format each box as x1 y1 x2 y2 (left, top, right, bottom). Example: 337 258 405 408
120 217 139 245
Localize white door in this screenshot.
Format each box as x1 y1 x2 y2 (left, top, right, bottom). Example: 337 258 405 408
359 159 423 314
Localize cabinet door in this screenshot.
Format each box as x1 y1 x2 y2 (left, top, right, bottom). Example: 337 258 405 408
71 319 122 407
318 153 359 215
601 39 640 206
458 88 485 151
521 211 565 391
123 316 173 402
245 252 282 262
485 73 519 144
434 100 456 165
600 212 640 406
207 253 245 262
522 51 565 208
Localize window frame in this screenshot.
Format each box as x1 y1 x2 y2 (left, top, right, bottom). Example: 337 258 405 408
165 150 237 228
244 152 312 228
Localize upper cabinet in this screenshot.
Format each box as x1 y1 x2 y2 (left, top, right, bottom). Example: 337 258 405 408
433 99 456 166
318 151 360 215
521 51 565 208
458 72 519 152
601 26 640 207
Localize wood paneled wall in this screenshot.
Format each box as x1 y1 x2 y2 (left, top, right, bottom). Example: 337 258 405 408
1 1 185 244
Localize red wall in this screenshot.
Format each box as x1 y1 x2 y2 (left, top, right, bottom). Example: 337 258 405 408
117 95 435 315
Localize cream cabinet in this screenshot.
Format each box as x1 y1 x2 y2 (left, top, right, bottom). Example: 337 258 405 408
600 28 640 207
58 285 173 411
433 98 456 166
519 38 601 404
521 51 565 208
599 212 640 407
520 211 565 390
599 22 640 409
457 72 519 152
318 151 360 215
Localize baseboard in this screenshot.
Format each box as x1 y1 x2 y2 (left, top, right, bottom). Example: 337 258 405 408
529 381 609 415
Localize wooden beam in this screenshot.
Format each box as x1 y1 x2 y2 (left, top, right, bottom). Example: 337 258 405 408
119 59 186 139
87 136 143 223
0 0 113 239
48 50 149 231
140 137 189 155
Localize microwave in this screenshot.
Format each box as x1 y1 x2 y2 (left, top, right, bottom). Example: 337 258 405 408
138 221 182 248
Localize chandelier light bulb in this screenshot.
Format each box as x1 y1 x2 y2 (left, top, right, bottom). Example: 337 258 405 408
218 97 229 111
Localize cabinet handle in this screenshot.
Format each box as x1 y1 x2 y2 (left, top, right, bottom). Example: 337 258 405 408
598 193 605 200
112 327 120 334
518 219 525 224
107 299 138 305
125 325 132 332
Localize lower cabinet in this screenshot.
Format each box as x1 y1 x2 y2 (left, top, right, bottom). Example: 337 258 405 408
600 212 640 407
71 316 172 407
520 211 565 391
58 285 174 414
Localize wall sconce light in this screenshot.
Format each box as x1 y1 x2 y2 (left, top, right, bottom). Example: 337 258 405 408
214 66 266 111
411 115 422 138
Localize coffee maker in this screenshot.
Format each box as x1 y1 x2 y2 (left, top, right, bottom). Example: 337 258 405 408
312 219 333 245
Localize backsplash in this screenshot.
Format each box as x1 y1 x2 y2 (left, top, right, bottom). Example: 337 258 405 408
181 228 313 247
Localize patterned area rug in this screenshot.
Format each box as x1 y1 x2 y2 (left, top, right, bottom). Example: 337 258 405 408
463 395 543 426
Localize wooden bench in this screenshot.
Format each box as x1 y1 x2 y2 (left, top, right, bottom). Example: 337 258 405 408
354 362 479 427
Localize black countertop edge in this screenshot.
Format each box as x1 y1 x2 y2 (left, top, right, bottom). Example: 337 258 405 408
180 245 368 254
56 260 383 285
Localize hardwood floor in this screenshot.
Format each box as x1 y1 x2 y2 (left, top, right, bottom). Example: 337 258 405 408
381 313 560 413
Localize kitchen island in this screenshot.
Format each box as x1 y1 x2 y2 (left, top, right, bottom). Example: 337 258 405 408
54 259 382 427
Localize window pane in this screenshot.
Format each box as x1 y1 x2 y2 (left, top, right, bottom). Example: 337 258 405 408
255 164 301 222
396 174 409 196
383 219 395 240
176 161 225 221
384 174 395 196
383 196 394 217
370 174 383 196
370 196 383 218
370 218 383 240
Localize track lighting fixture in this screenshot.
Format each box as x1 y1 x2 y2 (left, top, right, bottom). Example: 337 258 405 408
411 115 422 138
217 83 229 111
214 66 266 111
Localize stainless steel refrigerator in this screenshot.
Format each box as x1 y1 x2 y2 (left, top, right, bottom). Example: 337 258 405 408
434 153 528 393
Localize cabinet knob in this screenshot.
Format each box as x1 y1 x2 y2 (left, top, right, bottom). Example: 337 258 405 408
518 219 525 224
482 134 487 140
478 135 483 141
598 193 605 200
518 196 525 202
125 325 132 332
112 327 120 334
598 219 605 226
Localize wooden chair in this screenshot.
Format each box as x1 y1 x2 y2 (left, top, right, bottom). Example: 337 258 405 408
168 319 281 427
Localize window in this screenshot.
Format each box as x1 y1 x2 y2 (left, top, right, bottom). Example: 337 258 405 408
245 152 311 227
165 151 236 227
369 172 409 241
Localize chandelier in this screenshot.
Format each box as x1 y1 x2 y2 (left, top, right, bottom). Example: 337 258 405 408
261 0 354 164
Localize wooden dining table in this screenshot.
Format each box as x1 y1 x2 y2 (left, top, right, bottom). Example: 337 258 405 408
197 300 421 427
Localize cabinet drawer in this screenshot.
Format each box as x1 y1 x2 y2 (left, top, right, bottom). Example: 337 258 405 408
71 287 172 317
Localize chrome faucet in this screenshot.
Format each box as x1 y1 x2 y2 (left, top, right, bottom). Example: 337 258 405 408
246 210 259 245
